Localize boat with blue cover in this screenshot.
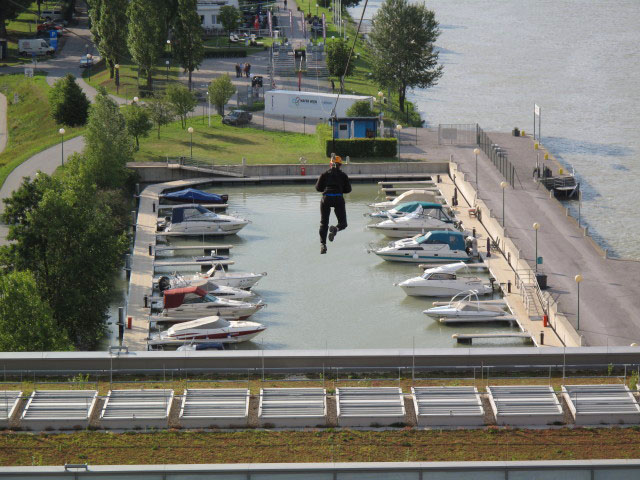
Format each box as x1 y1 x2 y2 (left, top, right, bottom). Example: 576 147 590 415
370 231 473 263
161 188 228 204
161 205 248 236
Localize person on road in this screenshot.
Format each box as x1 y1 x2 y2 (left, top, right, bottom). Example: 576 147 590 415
315 154 352 254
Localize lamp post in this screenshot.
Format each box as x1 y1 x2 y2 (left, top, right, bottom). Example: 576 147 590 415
396 124 403 161
377 91 383 116
534 142 539 176
316 3 318 15
58 128 65 165
86 53 92 81
533 222 540 272
575 274 583 330
132 96 139 106
500 181 508 227
167 39 171 57
115 64 120 95
206 91 210 127
188 126 194 159
165 60 170 81
473 147 480 191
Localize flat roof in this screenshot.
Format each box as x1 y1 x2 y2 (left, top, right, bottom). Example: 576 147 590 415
268 90 373 100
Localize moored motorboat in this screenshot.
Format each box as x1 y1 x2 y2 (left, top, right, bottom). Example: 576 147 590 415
158 275 255 300
160 205 248 236
194 263 266 290
370 231 474 263
161 188 228 204
156 286 264 321
367 203 459 238
148 316 266 346
369 189 440 210
396 262 493 297
370 201 450 219
423 292 508 318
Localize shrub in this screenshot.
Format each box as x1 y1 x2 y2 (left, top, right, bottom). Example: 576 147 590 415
48 73 90 127
325 138 397 158
346 100 376 117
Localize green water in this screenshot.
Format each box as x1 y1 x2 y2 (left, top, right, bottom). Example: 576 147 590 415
158 183 522 350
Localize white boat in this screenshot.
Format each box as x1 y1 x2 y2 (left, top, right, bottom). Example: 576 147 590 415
369 189 440 209
396 262 493 297
193 263 266 290
158 286 264 321
370 231 472 263
368 204 459 238
148 316 266 346
157 275 254 300
370 201 449 219
162 205 248 236
423 292 508 318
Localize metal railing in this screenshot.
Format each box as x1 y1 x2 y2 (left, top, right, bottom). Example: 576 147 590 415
437 123 477 146
477 125 521 188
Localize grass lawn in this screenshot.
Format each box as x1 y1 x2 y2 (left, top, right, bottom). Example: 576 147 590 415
135 114 328 164
0 72 84 188
82 59 183 100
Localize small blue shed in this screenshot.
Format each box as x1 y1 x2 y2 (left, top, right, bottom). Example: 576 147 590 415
332 117 380 139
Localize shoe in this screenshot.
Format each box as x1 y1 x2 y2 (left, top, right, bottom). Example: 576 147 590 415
328 226 338 242
320 244 327 254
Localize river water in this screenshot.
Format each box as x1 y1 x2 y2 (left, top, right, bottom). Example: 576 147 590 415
350 0 640 259
149 183 517 351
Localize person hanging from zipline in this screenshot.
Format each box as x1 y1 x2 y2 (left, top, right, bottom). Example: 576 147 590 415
315 154 352 254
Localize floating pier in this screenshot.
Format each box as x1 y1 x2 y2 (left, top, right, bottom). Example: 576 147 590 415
154 245 233 254
452 332 532 344
153 259 234 269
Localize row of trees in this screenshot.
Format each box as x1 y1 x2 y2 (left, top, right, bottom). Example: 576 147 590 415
88 0 204 90
0 88 133 351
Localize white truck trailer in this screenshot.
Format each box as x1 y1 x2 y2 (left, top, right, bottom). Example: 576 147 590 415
264 90 373 119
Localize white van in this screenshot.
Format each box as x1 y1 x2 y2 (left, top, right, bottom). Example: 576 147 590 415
40 9 64 21
18 39 55 56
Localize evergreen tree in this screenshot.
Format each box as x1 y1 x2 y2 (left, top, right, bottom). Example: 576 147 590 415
166 83 197 128
123 103 153 149
0 271 73 352
326 39 354 79
127 0 165 90
96 0 129 80
48 74 90 127
369 0 443 112
173 0 205 91
86 0 103 48
82 88 134 189
208 74 235 115
219 6 240 46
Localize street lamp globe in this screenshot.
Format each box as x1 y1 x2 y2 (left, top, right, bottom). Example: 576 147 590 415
167 39 171 45
500 181 508 189
575 274 583 284
533 222 540 231
115 64 119 69
58 128 65 135
396 124 403 131
378 91 383 97
133 96 139 103
473 148 480 155
188 127 194 134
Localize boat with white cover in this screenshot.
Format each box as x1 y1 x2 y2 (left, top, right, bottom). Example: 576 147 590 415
157 286 264 321
160 205 248 236
148 316 266 346
369 189 440 209
368 203 459 238
189 263 266 290
396 262 493 297
423 292 508 319
370 201 449 219
370 231 473 263
158 275 254 299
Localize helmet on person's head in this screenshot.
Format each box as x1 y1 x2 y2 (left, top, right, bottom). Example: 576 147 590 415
331 155 343 166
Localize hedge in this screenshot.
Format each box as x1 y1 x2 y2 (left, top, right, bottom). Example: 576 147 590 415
325 138 398 158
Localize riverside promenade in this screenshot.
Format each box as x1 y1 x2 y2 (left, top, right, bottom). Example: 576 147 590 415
400 129 640 347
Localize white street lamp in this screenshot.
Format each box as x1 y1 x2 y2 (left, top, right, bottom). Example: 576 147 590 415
500 181 508 226
575 274 583 330
533 222 540 272
396 124 403 161
58 128 65 165
188 126 194 159
473 147 480 191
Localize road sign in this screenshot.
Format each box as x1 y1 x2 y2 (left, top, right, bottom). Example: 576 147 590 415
24 67 34 78
49 30 57 38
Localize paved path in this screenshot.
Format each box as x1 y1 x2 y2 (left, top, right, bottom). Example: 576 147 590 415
407 129 640 346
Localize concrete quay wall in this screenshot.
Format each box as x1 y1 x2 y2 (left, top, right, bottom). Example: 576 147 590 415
128 161 450 184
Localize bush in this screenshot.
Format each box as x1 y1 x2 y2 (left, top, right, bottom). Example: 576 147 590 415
325 138 398 158
346 100 376 117
48 73 90 127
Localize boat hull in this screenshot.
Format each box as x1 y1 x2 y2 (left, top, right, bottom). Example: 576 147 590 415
374 252 470 263
153 328 265 345
368 225 456 238
400 284 492 297
160 304 263 321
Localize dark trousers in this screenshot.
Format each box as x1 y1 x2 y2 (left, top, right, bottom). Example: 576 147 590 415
319 195 347 244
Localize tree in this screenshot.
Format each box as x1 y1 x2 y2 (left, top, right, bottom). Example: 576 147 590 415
166 83 197 128
87 0 103 47
123 103 152 149
208 74 235 115
95 0 129 80
0 271 73 352
346 100 376 117
48 74 90 127
1 176 129 350
0 0 31 38
369 0 443 112
127 0 165 90
173 0 205 91
326 38 355 79
219 6 240 46
146 97 174 138
82 88 134 189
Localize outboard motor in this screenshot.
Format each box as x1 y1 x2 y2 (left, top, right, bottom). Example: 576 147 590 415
465 236 478 257
158 276 172 294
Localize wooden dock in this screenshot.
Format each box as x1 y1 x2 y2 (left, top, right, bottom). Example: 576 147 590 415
157 203 228 210
154 245 233 253
452 332 532 344
378 180 434 186
381 187 439 194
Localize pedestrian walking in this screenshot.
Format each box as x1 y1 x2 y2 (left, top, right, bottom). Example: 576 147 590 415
243 63 249 77
235 64 241 78
331 79 335 93
246 63 252 77
315 154 352 254
284 0 288 9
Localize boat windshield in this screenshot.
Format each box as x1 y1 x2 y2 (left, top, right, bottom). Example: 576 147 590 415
185 206 218 220
423 272 456 280
204 293 220 302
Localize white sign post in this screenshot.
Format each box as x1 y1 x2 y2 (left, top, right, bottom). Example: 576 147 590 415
534 103 541 143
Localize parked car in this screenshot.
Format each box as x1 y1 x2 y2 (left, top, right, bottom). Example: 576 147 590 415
79 55 93 68
37 22 64 36
222 110 253 126
17 39 55 56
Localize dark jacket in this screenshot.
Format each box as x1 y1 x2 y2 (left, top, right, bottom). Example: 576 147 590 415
315 167 352 195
